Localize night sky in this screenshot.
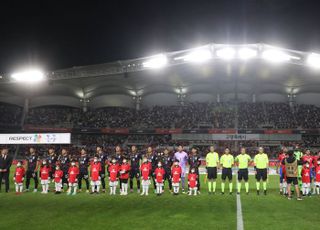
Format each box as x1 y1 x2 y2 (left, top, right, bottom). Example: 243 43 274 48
1 0 320 73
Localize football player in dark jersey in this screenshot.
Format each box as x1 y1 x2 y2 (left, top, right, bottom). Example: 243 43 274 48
129 145 141 193
188 147 202 193
78 148 90 193
144 146 157 193
162 148 173 193
57 148 70 190
47 147 57 181
114 145 125 163
25 147 39 192
96 146 108 193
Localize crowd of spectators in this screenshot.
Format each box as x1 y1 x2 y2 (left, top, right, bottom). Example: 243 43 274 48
264 102 297 129
0 103 22 128
295 104 320 129
1 101 320 129
238 102 265 128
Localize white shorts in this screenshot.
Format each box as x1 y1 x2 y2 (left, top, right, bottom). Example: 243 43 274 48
302 183 310 188
142 180 151 186
91 180 101 186
315 182 320 187
55 182 62 187
109 181 118 187
156 182 163 187
172 183 180 187
41 180 49 185
68 183 77 187
15 182 23 186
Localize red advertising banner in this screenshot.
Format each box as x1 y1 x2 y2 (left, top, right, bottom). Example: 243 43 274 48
155 128 183 134
208 129 237 134
264 129 293 134
101 128 129 134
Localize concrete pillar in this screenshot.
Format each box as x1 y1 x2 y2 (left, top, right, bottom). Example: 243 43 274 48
217 93 221 103
252 93 256 103
133 96 142 111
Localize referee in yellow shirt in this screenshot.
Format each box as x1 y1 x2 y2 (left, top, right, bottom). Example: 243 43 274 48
220 147 234 195
205 146 219 194
254 147 269 195
235 147 252 195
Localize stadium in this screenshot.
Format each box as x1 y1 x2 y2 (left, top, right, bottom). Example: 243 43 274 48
1 2 320 230
1 42 320 230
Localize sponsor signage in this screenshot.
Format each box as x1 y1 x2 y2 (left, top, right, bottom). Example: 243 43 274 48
0 133 71 144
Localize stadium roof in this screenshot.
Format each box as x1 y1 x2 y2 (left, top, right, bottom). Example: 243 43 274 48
1 43 320 108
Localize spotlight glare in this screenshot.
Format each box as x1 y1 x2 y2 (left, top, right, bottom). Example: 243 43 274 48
238 47 258 60
11 69 44 82
183 49 212 63
306 53 320 69
216 47 236 60
142 54 168 69
262 49 291 63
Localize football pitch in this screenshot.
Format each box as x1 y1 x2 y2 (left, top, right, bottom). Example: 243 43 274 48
0 174 319 230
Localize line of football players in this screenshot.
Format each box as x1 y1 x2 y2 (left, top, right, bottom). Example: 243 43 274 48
13 145 201 196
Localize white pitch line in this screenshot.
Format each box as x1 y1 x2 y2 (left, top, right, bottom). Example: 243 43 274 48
236 194 244 230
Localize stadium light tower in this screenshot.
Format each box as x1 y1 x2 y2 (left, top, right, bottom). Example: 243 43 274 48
182 48 212 63
238 47 258 60
216 47 236 60
261 49 291 63
142 54 168 69
306 53 320 69
11 69 45 82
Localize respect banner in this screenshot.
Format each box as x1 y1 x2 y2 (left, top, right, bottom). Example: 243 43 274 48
0 133 71 144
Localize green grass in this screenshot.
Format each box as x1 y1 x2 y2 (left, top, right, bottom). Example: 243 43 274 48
0 169 319 230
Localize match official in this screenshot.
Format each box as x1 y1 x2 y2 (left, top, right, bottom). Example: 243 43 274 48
205 146 219 194
254 147 269 195
235 147 251 195
220 147 234 195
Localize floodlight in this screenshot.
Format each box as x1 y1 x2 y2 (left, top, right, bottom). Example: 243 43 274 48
238 47 258 60
306 53 320 69
183 48 212 63
216 47 236 60
142 54 168 69
11 69 44 82
262 49 291 63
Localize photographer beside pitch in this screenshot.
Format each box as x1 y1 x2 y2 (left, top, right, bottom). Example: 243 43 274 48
281 150 303 201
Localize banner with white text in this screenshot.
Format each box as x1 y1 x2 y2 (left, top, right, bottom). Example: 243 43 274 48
0 133 71 144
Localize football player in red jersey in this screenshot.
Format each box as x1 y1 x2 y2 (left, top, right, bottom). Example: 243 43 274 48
277 147 287 195
54 165 63 194
14 161 25 194
154 162 165 196
90 156 102 194
119 158 131 195
108 158 119 195
40 160 50 194
315 159 320 195
301 162 311 196
312 151 320 194
171 160 182 195
140 157 151 196
302 149 315 194
67 160 79 195
188 168 198 196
